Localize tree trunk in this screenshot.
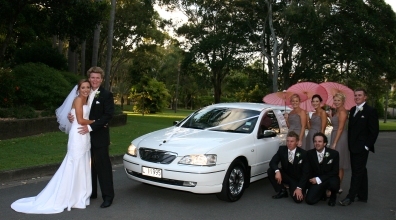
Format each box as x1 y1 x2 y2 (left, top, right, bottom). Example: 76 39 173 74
266 33 273 82
58 40 64 54
0 22 14 63
52 35 58 48
213 70 222 103
68 47 76 73
92 0 102 67
104 0 116 90
81 41 86 76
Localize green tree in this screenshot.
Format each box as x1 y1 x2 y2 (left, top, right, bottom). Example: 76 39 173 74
176 0 252 103
130 76 170 114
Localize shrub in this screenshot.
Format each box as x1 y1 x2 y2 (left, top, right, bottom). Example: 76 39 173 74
114 105 123 115
40 107 57 117
13 63 72 110
130 78 170 114
0 68 17 108
0 108 11 118
60 71 84 87
14 41 68 70
9 106 38 119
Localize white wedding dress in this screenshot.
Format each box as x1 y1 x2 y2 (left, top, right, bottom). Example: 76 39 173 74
11 105 92 214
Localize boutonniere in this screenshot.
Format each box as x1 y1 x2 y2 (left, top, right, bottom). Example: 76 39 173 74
325 152 330 158
296 153 300 158
327 159 333 164
359 107 363 112
298 159 303 164
94 91 100 98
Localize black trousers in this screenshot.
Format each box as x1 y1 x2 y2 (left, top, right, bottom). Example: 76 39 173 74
91 145 114 202
347 150 369 201
305 176 340 205
267 167 305 203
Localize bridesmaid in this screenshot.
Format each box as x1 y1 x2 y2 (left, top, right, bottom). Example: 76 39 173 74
285 94 307 148
305 94 327 150
330 92 350 194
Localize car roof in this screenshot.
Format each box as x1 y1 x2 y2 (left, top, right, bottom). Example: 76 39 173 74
206 102 291 112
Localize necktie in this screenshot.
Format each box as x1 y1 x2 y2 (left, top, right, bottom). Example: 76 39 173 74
288 151 294 163
353 107 359 117
318 153 323 163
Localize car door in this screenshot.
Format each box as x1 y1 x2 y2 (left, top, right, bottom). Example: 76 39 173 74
251 110 282 178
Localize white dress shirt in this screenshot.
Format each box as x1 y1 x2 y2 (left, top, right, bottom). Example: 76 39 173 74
315 150 325 184
288 148 296 163
275 148 296 173
354 102 369 151
87 88 98 132
353 102 365 116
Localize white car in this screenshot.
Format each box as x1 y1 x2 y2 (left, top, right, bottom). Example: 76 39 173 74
123 103 292 202
123 103 333 202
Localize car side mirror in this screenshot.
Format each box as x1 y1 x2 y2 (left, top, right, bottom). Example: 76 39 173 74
258 130 277 139
173 121 180 126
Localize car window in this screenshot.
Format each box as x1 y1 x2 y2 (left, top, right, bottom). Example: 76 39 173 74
180 107 260 133
265 110 280 133
257 110 281 137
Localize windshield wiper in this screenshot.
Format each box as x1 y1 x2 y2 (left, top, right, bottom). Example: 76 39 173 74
210 129 247 133
185 126 204 129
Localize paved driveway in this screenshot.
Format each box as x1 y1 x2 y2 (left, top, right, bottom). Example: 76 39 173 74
0 133 395 220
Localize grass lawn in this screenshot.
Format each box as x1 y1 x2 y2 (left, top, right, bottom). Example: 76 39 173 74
379 119 396 130
0 108 193 172
0 108 394 172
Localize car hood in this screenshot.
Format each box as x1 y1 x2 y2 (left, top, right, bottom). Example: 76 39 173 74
133 126 248 155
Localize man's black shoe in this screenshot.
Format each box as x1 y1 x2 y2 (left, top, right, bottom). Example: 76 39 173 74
272 190 288 199
356 197 367 203
339 198 352 206
328 199 336 207
100 200 112 208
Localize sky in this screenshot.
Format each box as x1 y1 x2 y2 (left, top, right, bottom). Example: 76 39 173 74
385 0 396 12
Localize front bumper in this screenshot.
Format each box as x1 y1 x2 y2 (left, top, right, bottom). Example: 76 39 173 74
123 154 229 194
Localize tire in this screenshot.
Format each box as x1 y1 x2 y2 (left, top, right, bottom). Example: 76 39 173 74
216 160 246 202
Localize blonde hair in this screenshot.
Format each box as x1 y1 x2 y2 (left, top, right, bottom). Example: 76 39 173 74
290 94 301 102
87 66 104 79
333 92 346 103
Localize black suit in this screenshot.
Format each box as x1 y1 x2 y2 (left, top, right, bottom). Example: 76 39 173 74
306 148 340 205
347 103 379 201
89 86 115 202
267 146 309 203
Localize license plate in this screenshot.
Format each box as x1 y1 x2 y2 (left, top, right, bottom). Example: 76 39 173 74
142 166 162 178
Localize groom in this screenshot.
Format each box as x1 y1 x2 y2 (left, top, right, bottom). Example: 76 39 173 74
78 67 115 208
339 88 379 206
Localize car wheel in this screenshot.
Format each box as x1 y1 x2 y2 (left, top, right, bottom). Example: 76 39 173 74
216 160 246 202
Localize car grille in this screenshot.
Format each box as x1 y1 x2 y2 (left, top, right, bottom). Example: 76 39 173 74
139 148 177 164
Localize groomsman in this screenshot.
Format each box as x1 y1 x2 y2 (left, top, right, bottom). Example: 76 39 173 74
339 88 379 206
306 132 340 207
267 131 309 203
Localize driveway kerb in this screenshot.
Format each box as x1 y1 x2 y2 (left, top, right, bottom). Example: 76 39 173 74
0 154 124 183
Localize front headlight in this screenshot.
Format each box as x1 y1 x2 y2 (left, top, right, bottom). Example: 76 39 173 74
178 154 217 166
127 144 138 157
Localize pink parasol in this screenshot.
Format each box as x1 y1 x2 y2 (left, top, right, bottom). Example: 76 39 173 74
319 82 355 110
263 90 308 111
286 82 328 112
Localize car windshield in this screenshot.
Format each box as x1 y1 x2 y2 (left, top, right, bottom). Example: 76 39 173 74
180 107 260 133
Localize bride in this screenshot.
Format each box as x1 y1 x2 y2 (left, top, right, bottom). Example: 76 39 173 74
11 79 94 214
